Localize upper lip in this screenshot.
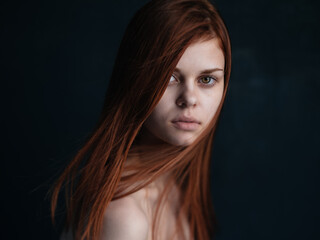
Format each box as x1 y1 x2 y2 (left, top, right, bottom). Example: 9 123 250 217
171 116 201 124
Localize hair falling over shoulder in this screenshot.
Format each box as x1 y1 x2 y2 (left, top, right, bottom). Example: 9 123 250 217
50 0 231 239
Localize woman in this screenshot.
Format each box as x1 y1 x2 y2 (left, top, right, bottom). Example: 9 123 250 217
51 0 231 239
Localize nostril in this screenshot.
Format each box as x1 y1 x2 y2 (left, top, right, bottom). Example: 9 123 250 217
176 98 187 108
176 87 197 108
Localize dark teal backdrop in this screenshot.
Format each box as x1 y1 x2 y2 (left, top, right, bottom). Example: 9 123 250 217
1 0 319 239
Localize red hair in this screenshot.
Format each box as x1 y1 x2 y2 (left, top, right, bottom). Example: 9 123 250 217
51 0 231 239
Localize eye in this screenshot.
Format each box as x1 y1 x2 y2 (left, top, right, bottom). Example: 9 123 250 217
168 75 179 85
198 76 216 86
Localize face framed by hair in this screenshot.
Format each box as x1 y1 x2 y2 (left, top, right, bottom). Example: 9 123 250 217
52 1 231 240
142 37 225 147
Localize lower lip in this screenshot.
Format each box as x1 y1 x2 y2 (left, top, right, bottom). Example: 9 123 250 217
172 121 200 131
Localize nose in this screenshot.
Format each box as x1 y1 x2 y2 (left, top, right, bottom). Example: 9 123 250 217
176 83 197 108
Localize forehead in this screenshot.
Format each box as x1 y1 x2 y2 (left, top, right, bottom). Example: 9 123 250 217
175 38 225 74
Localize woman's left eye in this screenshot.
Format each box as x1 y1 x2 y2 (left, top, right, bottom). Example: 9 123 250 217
199 76 216 85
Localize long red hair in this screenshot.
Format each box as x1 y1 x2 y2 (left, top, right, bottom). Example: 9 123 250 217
51 0 231 239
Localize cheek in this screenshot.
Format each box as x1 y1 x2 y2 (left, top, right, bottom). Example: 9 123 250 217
147 107 165 125
145 97 172 126
150 91 174 119
203 89 224 121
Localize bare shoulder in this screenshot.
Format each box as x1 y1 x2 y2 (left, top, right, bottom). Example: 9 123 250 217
99 191 149 240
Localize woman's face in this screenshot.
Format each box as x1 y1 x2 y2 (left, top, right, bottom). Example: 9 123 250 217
143 38 225 146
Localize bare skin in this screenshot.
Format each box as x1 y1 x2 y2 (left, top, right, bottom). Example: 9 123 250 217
100 177 190 240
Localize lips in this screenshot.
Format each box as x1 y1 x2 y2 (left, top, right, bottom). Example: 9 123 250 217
171 116 201 131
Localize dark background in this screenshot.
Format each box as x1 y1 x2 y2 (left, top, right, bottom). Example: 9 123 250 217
1 0 319 239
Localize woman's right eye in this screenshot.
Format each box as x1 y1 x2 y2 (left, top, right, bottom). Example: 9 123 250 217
169 75 178 85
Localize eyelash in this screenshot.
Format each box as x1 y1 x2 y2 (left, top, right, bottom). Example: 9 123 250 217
169 75 217 87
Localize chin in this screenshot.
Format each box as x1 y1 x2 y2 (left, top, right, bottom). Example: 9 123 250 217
166 135 196 147
143 126 198 147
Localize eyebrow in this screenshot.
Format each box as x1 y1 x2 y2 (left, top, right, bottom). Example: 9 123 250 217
173 67 224 75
